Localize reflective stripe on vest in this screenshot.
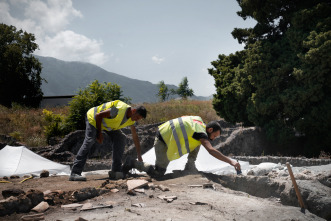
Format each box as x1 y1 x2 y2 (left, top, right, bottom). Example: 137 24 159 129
178 117 190 154
169 118 189 157
87 100 134 131
159 116 206 161
93 103 111 131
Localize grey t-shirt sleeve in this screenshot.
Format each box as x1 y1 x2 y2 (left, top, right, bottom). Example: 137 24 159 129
108 107 118 119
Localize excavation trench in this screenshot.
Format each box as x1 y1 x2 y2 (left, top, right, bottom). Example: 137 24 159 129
202 169 331 220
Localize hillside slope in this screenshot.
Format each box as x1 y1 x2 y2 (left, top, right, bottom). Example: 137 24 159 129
37 56 210 103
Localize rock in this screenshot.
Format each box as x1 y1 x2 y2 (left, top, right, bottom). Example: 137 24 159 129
203 183 215 189
10 175 19 179
39 170 49 178
318 175 331 188
157 195 177 203
61 203 83 210
97 189 110 195
132 203 145 207
31 201 49 213
127 179 148 191
75 217 88 221
81 202 93 211
35 121 330 170
157 184 169 191
53 190 64 195
281 179 331 220
148 183 155 189
215 127 265 156
0 194 38 216
188 185 203 188
189 201 209 205
104 183 117 189
134 188 145 193
44 196 54 206
80 203 113 211
16 195 32 213
127 190 136 196
104 201 116 206
20 213 45 221
216 166 331 220
43 190 52 196
26 189 44 208
0 196 19 216
2 188 25 199
71 187 99 202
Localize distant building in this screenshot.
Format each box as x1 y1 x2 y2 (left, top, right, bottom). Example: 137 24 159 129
40 95 75 107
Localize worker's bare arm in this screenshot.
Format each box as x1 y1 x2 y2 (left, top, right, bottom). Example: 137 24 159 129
95 109 111 143
131 125 143 162
200 138 241 171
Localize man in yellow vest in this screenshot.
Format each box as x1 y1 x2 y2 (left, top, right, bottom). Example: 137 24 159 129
123 116 241 177
69 100 147 181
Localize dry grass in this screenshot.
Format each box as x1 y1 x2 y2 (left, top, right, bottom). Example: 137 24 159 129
139 100 220 125
0 100 219 147
0 105 69 147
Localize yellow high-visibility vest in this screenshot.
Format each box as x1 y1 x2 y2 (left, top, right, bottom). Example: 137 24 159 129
87 100 135 131
159 116 207 161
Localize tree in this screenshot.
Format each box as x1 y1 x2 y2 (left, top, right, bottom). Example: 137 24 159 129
157 80 170 102
209 51 254 126
209 0 331 155
175 77 194 100
0 23 43 107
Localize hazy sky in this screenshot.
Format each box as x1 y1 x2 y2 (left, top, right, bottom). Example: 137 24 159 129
1 0 255 96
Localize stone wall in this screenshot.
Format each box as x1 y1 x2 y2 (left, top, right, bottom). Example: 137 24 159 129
4 119 330 170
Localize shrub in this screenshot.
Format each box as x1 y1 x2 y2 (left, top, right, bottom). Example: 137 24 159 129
65 80 126 130
42 109 67 143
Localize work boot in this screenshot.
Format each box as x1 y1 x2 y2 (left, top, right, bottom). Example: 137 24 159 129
146 166 156 177
69 173 86 181
122 156 135 174
147 166 165 178
184 161 198 173
108 171 124 180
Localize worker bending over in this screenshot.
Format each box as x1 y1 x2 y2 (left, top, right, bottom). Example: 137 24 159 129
123 116 240 177
70 100 147 181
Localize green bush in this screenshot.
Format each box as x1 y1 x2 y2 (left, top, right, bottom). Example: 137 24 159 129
42 80 129 142
9 131 22 142
42 109 67 143
66 80 126 130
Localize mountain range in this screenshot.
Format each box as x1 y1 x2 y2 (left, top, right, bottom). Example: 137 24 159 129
37 56 211 104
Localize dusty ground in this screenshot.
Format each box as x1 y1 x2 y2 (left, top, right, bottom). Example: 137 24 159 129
0 170 326 221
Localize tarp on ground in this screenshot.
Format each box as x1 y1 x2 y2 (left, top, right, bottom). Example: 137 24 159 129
0 145 70 177
139 145 250 175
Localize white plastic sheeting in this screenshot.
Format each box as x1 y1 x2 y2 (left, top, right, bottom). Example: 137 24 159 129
140 145 250 175
0 145 70 177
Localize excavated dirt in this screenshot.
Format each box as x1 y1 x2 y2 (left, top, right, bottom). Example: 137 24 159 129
1 122 330 220
0 168 329 221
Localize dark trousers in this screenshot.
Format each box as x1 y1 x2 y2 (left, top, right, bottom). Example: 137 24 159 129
71 116 126 175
